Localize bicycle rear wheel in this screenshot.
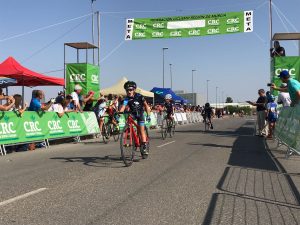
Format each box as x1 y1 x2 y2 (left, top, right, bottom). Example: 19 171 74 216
161 119 168 140
102 123 110 144
120 125 135 167
112 124 120 142
204 120 208 132
170 120 175 137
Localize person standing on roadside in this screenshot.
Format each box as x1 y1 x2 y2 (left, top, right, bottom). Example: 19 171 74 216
247 89 267 137
271 70 300 107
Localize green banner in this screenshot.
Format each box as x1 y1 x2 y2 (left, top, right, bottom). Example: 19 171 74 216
66 63 100 98
0 111 100 145
125 11 253 40
275 105 300 153
271 57 300 96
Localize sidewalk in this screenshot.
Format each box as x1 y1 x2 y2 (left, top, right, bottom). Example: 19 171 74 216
202 119 300 225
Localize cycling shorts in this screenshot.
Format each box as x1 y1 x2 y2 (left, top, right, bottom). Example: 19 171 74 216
132 112 145 126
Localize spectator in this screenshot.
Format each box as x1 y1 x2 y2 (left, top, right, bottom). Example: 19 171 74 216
247 89 267 137
0 96 15 111
12 94 27 115
63 95 74 112
28 90 53 111
48 96 64 117
266 95 278 139
272 70 300 107
270 41 286 57
83 91 95 111
71 85 83 112
277 83 291 108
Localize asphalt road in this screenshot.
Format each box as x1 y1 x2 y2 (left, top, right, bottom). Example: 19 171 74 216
1 117 300 225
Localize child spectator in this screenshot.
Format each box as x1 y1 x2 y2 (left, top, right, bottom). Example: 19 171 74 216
266 95 278 139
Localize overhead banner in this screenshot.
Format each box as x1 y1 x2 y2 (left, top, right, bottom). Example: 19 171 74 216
125 11 253 40
271 57 300 96
66 63 100 98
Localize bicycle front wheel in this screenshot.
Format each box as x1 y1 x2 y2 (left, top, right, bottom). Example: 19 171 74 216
102 123 110 144
120 125 135 167
112 124 120 142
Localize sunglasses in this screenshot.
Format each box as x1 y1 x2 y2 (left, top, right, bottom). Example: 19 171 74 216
126 88 134 92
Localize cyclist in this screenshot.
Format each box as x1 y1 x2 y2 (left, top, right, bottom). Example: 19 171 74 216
107 94 119 132
202 102 214 129
94 96 107 134
119 81 151 154
164 94 175 122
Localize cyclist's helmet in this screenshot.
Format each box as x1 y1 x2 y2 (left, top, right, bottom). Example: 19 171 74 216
123 81 137 90
165 94 172 100
205 102 210 107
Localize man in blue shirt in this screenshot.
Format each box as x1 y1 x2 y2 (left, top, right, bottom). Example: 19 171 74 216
28 90 53 111
272 70 300 107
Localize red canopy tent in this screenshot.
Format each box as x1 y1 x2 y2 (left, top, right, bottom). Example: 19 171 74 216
0 56 64 86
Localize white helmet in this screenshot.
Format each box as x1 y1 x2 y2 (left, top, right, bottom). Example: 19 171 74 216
165 94 172 100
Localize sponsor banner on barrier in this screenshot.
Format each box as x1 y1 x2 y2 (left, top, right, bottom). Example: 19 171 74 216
125 11 253 40
0 111 100 145
275 105 300 153
271 57 300 96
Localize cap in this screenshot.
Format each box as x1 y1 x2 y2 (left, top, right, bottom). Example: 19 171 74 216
74 84 82 90
278 70 289 78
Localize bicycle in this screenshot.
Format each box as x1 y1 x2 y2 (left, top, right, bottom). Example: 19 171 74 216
101 116 120 144
120 113 150 167
203 116 213 132
161 112 175 140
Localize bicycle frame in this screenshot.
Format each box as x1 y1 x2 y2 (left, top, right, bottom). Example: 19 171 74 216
124 115 141 147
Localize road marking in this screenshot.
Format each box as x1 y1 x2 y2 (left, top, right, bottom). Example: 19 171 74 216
157 141 176 148
0 188 47 207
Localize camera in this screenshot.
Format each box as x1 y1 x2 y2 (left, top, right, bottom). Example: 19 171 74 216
267 83 272 87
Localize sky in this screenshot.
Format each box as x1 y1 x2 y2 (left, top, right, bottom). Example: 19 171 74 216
0 0 300 104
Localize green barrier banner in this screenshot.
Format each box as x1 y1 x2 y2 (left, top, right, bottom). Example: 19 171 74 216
0 111 100 145
275 105 300 153
66 63 100 98
271 57 300 96
125 11 253 40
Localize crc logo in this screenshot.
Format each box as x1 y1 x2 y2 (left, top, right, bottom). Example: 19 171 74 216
91 74 98 83
135 24 146 29
208 19 220 26
0 122 16 135
48 121 62 131
207 28 220 35
152 32 164 38
70 74 86 82
227 18 239 25
170 31 181 37
227 27 239 33
68 120 80 129
24 121 41 132
153 23 164 28
134 32 146 38
188 30 200 36
275 68 296 76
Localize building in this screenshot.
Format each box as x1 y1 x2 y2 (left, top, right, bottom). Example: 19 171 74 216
174 90 204 106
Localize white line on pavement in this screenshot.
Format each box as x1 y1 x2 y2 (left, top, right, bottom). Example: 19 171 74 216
157 141 176 148
0 188 47 207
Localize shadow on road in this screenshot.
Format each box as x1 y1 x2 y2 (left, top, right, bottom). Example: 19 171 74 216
50 155 125 168
187 143 232 149
201 120 300 225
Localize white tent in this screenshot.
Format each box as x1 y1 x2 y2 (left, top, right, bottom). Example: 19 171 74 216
101 77 154 97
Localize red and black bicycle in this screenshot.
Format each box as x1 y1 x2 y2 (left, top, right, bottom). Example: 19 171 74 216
120 113 150 167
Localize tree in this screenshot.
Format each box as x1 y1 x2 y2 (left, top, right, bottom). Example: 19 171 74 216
226 97 233 103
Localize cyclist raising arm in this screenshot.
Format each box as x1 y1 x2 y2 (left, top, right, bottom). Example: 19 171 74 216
119 81 151 153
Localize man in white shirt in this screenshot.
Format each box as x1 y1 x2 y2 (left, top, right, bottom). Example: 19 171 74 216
71 84 83 112
48 96 64 117
277 83 291 108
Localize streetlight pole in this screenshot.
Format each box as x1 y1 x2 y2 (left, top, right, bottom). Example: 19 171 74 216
162 47 168 88
192 69 196 106
206 80 210 103
169 64 173 89
216 86 218 110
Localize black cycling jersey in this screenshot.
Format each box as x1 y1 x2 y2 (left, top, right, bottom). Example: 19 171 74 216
164 101 174 113
123 93 145 115
203 106 213 116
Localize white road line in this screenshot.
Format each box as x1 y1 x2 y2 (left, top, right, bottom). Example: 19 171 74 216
157 141 176 148
0 188 47 207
